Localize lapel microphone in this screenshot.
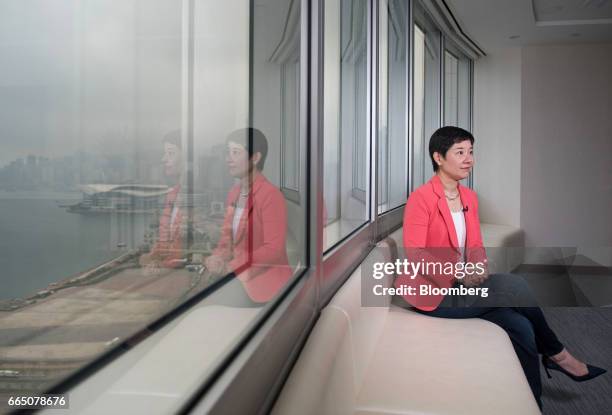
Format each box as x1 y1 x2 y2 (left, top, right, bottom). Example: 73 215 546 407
462 205 469 212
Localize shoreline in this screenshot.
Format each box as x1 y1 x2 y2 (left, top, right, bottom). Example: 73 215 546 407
0 251 142 312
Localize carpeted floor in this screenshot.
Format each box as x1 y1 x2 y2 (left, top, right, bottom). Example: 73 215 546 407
540 308 612 415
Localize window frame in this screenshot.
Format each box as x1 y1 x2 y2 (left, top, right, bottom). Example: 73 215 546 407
25 1 478 413
414 0 448 189
37 2 315 414
322 0 372 254
376 0 410 216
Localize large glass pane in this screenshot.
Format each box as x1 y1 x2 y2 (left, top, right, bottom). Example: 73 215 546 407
0 3 184 405
323 0 369 251
412 2 441 188
457 56 471 130
0 0 305 411
444 51 459 125
414 24 426 189
281 62 300 195
443 42 472 188
378 0 408 214
444 44 471 130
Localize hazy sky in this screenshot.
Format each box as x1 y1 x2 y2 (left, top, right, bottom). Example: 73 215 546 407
1 0 284 189
0 0 183 167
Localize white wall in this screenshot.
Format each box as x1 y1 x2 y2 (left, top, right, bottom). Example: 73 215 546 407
473 48 522 228
473 43 612 266
521 43 612 264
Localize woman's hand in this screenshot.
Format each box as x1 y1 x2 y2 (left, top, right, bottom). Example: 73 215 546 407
462 269 489 287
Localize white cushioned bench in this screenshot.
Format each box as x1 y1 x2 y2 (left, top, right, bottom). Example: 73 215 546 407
272 229 540 415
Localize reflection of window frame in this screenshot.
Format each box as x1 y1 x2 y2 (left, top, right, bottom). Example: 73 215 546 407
377 0 389 211
343 0 368 203
351 52 367 202
377 125 389 209
269 0 302 203
280 61 301 203
324 0 370 252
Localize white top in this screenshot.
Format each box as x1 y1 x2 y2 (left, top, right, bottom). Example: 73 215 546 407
232 206 244 239
170 205 179 228
451 210 466 249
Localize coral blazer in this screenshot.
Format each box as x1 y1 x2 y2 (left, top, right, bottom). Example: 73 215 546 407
149 185 184 268
212 174 292 303
394 175 487 311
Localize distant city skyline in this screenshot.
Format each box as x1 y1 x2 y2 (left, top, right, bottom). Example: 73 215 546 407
0 151 161 192
0 145 234 194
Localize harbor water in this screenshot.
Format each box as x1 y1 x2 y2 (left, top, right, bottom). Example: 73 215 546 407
0 191 154 300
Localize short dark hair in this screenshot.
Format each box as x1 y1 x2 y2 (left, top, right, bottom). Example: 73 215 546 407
226 128 269 171
429 126 474 172
162 129 182 148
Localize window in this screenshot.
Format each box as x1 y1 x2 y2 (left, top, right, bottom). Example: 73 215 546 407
275 0 302 202
443 41 472 187
444 51 459 125
323 0 369 251
280 62 300 199
412 2 441 188
444 43 471 130
378 0 408 214
0 1 306 411
0 0 477 412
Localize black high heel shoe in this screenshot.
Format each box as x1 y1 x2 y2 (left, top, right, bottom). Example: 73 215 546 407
542 355 606 381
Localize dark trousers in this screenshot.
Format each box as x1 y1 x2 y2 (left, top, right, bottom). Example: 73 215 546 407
414 273 564 410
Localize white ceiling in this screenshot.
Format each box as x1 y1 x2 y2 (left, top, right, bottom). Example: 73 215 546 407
533 0 612 22
446 0 612 53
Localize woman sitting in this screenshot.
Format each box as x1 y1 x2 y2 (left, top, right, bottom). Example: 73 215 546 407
395 126 605 410
204 128 291 305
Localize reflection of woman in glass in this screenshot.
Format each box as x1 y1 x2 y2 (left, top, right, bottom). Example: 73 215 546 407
396 126 605 410
205 128 291 304
140 130 185 272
